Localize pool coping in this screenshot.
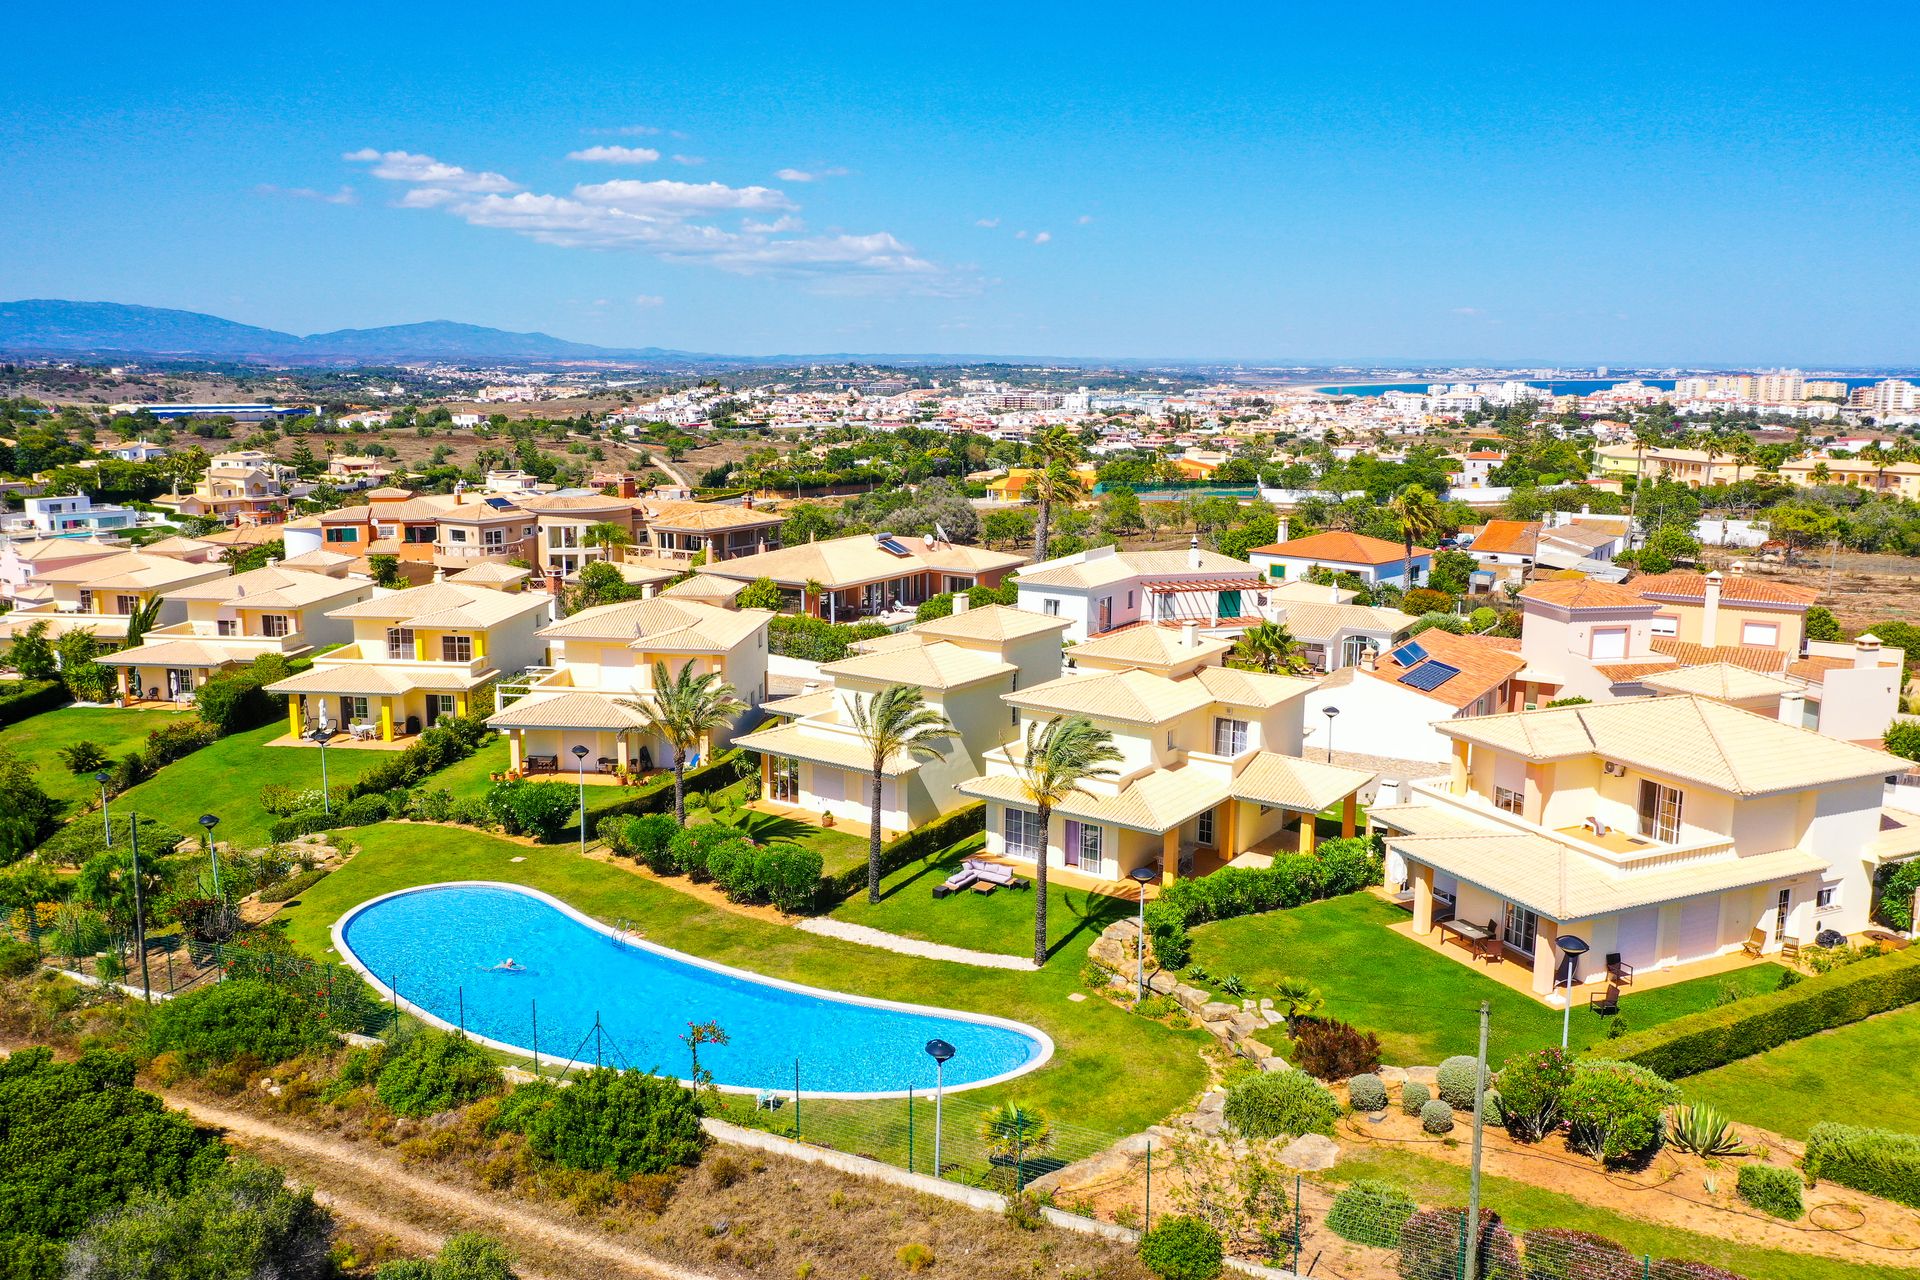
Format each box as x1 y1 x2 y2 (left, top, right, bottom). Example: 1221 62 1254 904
331 880 1057 1100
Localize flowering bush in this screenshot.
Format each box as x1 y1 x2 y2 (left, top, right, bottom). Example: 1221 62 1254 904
1562 1059 1679 1162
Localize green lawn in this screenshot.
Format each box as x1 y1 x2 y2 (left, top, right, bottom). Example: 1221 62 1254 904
108 722 391 850
829 833 1137 958
1187 894 1785 1065
1681 1005 1920 1139
276 822 1210 1145
1 705 186 815
1330 1147 1919 1280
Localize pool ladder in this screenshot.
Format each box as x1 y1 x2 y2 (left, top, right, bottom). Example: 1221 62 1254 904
612 917 635 947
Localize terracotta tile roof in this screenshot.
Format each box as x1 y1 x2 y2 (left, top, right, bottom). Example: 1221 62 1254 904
1519 579 1648 610
1649 639 1792 675
1361 628 1525 709
1471 520 1541 557
1591 660 1681 681
1253 531 1430 566
1632 572 1818 609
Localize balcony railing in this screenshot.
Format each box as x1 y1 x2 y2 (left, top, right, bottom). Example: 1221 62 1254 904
313 641 491 678
147 621 309 653
1403 779 1735 867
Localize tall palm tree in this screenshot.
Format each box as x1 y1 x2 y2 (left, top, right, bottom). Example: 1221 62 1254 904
847 683 954 903
1012 716 1122 966
1728 433 1756 486
582 521 634 557
1027 425 1083 563
1386 484 1443 588
618 659 745 824
1234 621 1305 675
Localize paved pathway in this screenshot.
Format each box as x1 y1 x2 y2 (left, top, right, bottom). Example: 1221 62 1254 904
796 918 1039 970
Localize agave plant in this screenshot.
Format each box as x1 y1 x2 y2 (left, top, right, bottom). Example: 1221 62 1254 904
1666 1102 1748 1157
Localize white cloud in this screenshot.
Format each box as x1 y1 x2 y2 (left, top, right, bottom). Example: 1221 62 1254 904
634 294 665 308
1451 306 1485 317
573 178 795 213
671 154 705 166
566 145 661 164
775 166 849 183
343 149 518 193
974 217 1001 228
1077 214 1094 225
256 183 357 205
1032 231 1052 244
742 214 804 234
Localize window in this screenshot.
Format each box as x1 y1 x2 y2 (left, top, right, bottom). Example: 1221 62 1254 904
442 634 473 663
1816 885 1837 910
1003 807 1044 860
1213 717 1249 755
346 695 370 724
1494 785 1524 815
427 693 456 724
386 627 415 660
1502 902 1539 956
1637 779 1683 842
260 614 290 638
114 594 138 615
482 527 504 548
1650 615 1679 637
1741 621 1780 648
216 619 237 637
1590 627 1629 660
1268 564 1286 579
1077 822 1103 874
1197 810 1215 846
1042 598 1060 616
325 527 356 543
1774 887 1791 941
1126 590 1135 608
446 527 468 544
78 590 94 611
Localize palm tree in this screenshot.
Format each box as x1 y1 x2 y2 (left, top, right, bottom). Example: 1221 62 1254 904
1234 621 1305 675
847 684 954 903
1728 433 1756 486
617 660 746 824
1027 425 1083 563
582 521 634 558
979 1102 1054 1169
1012 716 1122 966
121 596 164 650
1811 460 1832 486
1386 484 1443 588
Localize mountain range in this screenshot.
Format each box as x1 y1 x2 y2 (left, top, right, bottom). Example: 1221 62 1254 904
0 299 709 365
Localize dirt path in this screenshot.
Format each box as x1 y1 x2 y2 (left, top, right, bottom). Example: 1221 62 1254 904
158 1092 717 1280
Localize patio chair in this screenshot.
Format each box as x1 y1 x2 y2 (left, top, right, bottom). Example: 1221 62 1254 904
1589 987 1621 1016
1741 927 1766 957
932 867 978 899
1605 952 1634 986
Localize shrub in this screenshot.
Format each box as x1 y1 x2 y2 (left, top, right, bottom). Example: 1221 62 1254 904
1879 860 1920 931
1605 946 1920 1078
1436 1054 1484 1110
345 717 492 799
1348 1072 1388 1113
449 796 493 828
338 793 391 825
1495 1047 1572 1143
1143 836 1382 969
39 814 187 868
1326 1179 1414 1248
0 677 65 726
1138 1214 1223 1280
144 717 222 767
1223 1069 1339 1139
819 802 988 904
1665 1103 1746 1157
757 842 824 914
896 1242 936 1274
146 979 337 1072
57 740 109 773
1292 1016 1382 1080
374 1031 504 1118
0 936 37 978
1397 1208 1520 1280
488 780 578 841
704 837 759 900
1421 1099 1455 1134
375 1232 516 1280
1562 1060 1678 1163
1804 1122 1920 1208
1736 1163 1803 1220
192 657 292 734
517 1067 706 1176
1401 1081 1432 1115
1520 1227 1637 1280
65 1157 334 1280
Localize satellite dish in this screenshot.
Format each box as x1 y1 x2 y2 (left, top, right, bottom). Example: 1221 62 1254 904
933 521 951 545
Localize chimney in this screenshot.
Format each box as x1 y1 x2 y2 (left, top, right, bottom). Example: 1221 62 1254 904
953 594 971 614
1855 632 1883 669
1275 516 1291 544
1188 535 1203 570
432 566 446 583
1182 621 1199 650
1361 645 1379 671
546 566 564 597
1701 570 1722 648
619 476 637 499
1778 689 1805 725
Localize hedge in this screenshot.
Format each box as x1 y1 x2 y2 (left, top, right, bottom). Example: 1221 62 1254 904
1146 836 1382 968
1805 1122 1920 1208
0 679 65 727
343 716 492 799
589 749 753 822
1602 946 1920 1078
819 802 986 903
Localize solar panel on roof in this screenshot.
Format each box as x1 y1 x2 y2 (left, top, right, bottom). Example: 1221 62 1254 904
484 497 515 509
1390 640 1428 667
1398 660 1461 692
877 536 911 556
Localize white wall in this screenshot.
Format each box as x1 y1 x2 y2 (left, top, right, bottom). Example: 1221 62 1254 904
1304 676 1454 763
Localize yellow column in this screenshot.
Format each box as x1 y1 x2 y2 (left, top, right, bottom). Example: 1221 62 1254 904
1450 740 1471 795
1161 829 1179 887
379 702 394 742
473 631 486 660
413 633 426 661
1342 795 1357 838
455 693 468 716
1220 800 1238 860
287 698 300 737
761 753 773 798
1300 812 1317 855
509 729 523 772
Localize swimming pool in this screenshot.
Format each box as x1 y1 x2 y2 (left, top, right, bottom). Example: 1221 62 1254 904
334 882 1052 1098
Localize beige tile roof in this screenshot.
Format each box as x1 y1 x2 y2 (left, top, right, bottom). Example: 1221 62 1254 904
163 564 367 609
705 534 1026 589
1008 668 1214 724
958 767 1227 834
638 499 781 531
659 572 746 600
449 561 533 586
486 690 653 731
34 551 228 592
1869 808 1920 863
540 598 769 651
1274 601 1416 642
279 549 358 571
847 629 932 655
913 604 1071 643
96 639 245 669
1069 625 1232 668
1265 579 1360 605
1254 531 1430 565
732 720 925 777
513 494 638 515
1230 752 1374 812
3 535 126 562
820 640 1015 690
1017 547 1254 590
1639 663 1798 701
266 665 422 696
1365 802 1489 836
1192 665 1318 709
329 581 550 629
761 690 835 718
1438 695 1907 796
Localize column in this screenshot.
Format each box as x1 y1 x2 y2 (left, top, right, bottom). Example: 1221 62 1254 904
413 633 425 661
286 698 300 737
1220 800 1239 861
1531 929 1560 995
616 734 630 772
1342 794 1358 838
1161 829 1179 887
1300 811 1317 855
474 631 486 661
509 729 523 773
455 693 468 717
1450 740 1471 795
379 702 394 743
121 667 136 707
1411 863 1435 934
761 753 773 799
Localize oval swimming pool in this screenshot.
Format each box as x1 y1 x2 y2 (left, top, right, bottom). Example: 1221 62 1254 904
334 882 1052 1097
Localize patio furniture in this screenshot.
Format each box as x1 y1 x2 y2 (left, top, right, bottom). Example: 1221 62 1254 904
405 715 421 736
1440 918 1501 963
965 859 1025 889
1605 952 1634 986
1741 927 1767 957
1590 987 1621 1016
932 867 979 899
1780 937 1803 962
970 880 998 895
638 746 653 771
525 754 559 774
596 757 618 774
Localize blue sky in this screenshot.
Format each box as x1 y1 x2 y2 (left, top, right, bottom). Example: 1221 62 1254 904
5 2 1917 364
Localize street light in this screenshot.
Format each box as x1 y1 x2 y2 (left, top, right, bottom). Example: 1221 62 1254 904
925 1038 956 1178
96 771 113 847
1554 935 1590 1049
1322 706 1340 764
571 744 591 855
1128 866 1158 999
199 814 222 901
308 726 334 814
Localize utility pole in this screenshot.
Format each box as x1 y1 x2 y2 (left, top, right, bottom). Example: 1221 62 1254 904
1465 1000 1490 1280
128 813 151 1003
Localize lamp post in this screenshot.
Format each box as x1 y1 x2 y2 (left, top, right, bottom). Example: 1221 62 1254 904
925 1038 955 1178
1554 935 1589 1049
308 726 334 815
128 810 151 1003
571 744 590 855
1128 866 1158 999
96 771 113 847
199 814 222 902
1322 706 1340 764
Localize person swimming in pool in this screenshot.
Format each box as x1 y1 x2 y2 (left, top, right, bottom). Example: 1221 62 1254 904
491 958 524 972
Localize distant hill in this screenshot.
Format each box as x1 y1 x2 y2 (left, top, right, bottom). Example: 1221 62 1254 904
0 299 707 365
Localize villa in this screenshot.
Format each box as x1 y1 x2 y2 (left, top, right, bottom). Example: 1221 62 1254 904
155 449 300 526
1636 569 1817 654
1249 531 1432 588
0 534 126 602
0 550 231 644
486 596 773 777
633 495 782 564
97 559 372 704
1371 696 1916 995
1015 541 1269 642
705 532 1027 621
265 574 550 743
1304 627 1527 764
